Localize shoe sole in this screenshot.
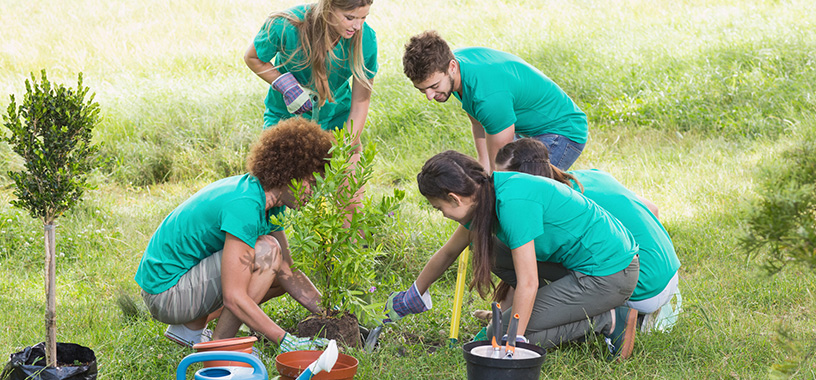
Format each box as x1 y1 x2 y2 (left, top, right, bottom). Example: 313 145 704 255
164 331 194 348
617 308 638 361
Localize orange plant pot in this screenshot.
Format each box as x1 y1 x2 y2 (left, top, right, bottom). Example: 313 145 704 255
193 336 257 368
275 350 358 380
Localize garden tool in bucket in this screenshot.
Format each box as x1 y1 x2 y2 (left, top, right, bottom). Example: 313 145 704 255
462 340 546 380
490 302 502 358
176 351 267 380
503 314 520 359
294 340 338 380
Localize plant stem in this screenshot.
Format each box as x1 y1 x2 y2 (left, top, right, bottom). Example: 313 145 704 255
44 223 57 367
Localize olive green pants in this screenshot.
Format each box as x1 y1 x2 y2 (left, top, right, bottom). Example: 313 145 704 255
488 240 639 349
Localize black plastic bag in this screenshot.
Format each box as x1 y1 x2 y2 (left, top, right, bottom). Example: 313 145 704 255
2 342 97 380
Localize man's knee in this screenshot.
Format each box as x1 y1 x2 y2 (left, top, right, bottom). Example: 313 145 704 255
254 235 282 272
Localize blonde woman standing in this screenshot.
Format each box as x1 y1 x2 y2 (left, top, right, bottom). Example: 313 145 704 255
245 0 377 144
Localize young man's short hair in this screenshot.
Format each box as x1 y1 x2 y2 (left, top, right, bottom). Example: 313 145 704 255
403 30 455 83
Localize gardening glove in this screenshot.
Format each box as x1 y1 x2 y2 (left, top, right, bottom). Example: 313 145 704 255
383 282 432 323
271 72 315 114
279 332 330 353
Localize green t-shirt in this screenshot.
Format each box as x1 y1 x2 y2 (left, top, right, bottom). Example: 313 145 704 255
253 4 378 130
492 171 637 276
569 169 681 300
135 174 284 294
452 47 587 144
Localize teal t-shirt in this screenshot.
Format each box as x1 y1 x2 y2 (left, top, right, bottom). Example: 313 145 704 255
253 4 378 130
452 47 587 144
492 171 637 276
135 174 284 294
569 169 681 300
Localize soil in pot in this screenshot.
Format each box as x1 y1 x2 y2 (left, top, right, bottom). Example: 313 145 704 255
297 310 361 348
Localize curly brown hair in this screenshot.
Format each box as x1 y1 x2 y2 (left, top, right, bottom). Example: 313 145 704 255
403 30 455 83
247 118 333 190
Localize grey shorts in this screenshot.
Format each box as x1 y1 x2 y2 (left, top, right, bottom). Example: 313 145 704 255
141 250 224 324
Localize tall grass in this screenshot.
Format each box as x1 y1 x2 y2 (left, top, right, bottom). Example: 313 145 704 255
1 0 815 378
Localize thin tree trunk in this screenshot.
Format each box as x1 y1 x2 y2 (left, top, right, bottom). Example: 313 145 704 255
44 223 57 367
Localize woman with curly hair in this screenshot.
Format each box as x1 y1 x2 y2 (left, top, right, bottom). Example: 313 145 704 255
135 118 333 352
245 0 377 140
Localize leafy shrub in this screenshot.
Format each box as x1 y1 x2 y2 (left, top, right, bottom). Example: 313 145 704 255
741 128 816 273
273 127 404 324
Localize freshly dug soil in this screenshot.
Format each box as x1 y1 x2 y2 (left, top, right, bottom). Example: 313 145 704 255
297 310 361 348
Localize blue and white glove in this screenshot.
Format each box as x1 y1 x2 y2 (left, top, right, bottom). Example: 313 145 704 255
383 282 432 323
279 332 329 353
271 72 315 114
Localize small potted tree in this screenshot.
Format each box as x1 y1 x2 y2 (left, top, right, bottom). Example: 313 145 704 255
1 70 99 379
272 126 403 350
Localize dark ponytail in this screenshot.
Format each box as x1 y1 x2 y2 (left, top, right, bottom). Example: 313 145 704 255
417 150 496 298
496 138 583 192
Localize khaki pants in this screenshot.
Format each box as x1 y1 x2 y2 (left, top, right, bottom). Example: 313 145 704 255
141 250 224 325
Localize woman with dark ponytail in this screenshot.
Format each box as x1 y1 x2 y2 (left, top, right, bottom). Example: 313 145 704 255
492 138 682 332
384 150 641 360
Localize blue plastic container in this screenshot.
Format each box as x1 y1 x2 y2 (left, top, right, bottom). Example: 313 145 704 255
176 351 268 380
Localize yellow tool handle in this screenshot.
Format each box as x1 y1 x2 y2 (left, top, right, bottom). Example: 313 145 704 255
449 248 470 345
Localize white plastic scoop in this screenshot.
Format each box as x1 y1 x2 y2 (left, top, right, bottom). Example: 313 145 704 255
295 340 338 380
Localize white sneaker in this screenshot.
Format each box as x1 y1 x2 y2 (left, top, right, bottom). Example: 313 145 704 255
641 290 682 333
164 325 213 348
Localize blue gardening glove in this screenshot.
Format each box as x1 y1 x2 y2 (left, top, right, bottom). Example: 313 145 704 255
279 332 329 353
383 282 432 323
271 72 315 114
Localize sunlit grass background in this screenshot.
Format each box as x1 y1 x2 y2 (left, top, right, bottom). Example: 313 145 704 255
2 0 815 378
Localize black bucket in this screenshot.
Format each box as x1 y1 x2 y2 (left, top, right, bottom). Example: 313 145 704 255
462 341 546 380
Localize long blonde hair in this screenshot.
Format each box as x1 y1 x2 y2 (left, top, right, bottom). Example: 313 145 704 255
266 0 375 106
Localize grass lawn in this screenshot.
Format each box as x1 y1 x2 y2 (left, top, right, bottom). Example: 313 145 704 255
2 0 815 378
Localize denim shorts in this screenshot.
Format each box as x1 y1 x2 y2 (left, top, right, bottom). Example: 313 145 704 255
520 133 585 171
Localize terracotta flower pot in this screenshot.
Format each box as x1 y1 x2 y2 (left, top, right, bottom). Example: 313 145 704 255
193 336 257 368
275 350 358 380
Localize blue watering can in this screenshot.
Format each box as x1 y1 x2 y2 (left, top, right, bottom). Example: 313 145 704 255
176 351 268 380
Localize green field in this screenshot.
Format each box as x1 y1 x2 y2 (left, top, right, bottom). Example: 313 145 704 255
2 0 815 378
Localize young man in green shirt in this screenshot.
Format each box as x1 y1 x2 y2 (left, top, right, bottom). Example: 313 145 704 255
402 30 587 173
135 119 332 352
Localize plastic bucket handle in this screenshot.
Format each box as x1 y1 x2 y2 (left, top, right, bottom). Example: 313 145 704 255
176 351 267 380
